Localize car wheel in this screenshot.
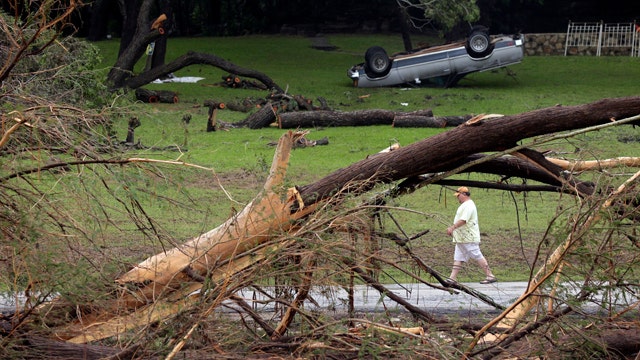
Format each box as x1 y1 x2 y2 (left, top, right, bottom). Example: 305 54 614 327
364 46 392 78
466 29 493 59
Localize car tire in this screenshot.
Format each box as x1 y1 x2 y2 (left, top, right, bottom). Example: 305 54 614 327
364 46 392 78
466 28 494 59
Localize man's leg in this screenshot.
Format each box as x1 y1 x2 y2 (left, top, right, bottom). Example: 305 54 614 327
449 261 464 281
476 257 496 279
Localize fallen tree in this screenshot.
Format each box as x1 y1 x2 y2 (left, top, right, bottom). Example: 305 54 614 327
25 96 637 345
105 0 283 93
1 97 635 359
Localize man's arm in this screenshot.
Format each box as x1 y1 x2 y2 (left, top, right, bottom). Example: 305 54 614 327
447 220 467 236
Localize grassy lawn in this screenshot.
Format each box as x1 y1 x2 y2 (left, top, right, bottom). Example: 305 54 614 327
78 34 640 283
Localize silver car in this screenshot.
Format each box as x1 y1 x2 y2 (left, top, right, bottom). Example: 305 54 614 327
347 27 524 88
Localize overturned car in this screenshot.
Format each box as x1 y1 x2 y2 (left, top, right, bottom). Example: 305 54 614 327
347 27 524 88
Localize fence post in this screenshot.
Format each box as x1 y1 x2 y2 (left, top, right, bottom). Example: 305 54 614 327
596 21 603 56
634 20 638 57
564 20 571 56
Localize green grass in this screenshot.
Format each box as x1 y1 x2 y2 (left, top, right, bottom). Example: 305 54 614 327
98 35 640 113
85 34 640 282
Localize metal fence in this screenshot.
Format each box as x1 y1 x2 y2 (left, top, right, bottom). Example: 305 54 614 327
564 21 639 56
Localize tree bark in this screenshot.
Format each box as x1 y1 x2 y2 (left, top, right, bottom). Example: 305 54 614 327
277 109 434 129
134 88 177 103
240 103 277 129
134 88 159 103
398 7 413 52
116 0 140 57
109 0 158 88
393 115 472 128
149 1 173 70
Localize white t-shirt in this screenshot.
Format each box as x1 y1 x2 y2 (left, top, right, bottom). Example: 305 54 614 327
452 199 481 243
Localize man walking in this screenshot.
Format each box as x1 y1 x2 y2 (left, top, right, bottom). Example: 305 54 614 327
446 186 497 284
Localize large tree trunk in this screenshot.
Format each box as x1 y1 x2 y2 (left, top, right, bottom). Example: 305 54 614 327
149 1 173 70
295 97 640 206
42 96 640 343
116 0 141 57
398 7 413 52
109 0 158 88
120 51 283 92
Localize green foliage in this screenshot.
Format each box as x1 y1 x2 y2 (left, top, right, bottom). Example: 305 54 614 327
421 0 480 32
22 36 110 107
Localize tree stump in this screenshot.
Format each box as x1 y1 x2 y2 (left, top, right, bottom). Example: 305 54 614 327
204 101 225 132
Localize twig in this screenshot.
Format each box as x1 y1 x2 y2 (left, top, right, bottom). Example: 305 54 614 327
349 264 442 323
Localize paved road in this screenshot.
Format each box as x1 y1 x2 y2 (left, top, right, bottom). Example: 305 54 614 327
227 281 529 315
1 282 528 315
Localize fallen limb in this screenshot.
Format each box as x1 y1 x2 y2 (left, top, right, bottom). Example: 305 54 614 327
547 156 640 171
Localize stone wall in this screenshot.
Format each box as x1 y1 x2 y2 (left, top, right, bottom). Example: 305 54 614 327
523 33 636 56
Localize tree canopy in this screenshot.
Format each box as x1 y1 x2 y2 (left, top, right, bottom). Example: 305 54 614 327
73 0 640 40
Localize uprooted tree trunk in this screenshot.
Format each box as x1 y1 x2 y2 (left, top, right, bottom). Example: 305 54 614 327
38 97 640 346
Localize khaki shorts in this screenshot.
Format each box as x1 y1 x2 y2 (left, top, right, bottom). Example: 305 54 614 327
453 243 484 262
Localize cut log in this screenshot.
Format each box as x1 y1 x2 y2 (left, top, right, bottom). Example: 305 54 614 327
156 90 178 103
277 109 434 129
224 101 254 112
293 94 314 111
221 73 269 90
134 88 178 103
134 88 159 103
240 103 277 129
392 114 472 128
